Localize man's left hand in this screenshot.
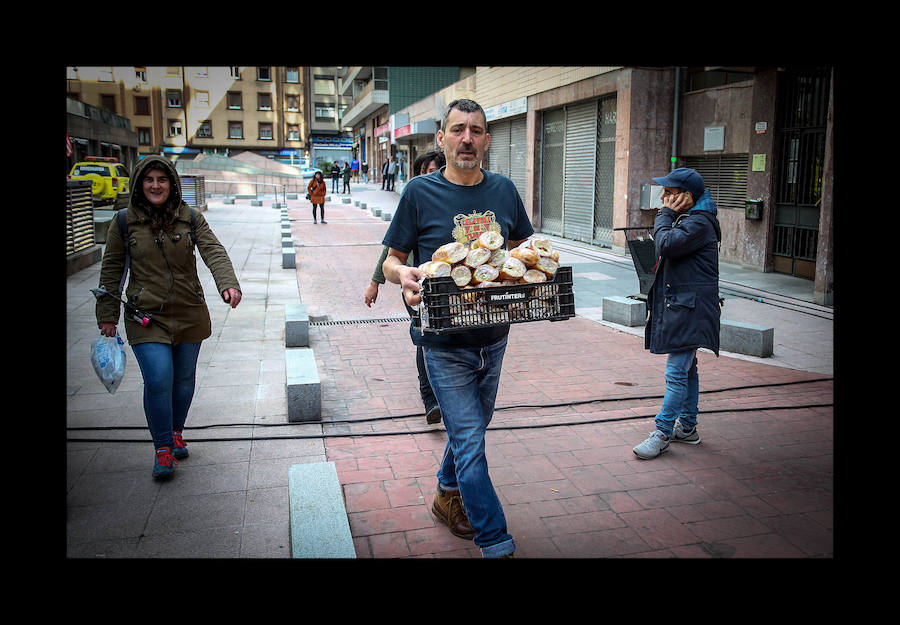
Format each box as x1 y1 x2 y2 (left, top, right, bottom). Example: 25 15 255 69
664 191 694 214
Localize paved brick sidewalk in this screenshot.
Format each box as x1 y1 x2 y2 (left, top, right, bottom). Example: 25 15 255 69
289 190 834 558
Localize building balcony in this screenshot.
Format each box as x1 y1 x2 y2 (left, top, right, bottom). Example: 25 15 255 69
341 85 389 129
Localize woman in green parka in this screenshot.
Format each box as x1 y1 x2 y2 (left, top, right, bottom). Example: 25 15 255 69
96 155 242 479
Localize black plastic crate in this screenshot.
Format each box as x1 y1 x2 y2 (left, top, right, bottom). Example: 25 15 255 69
416 266 575 334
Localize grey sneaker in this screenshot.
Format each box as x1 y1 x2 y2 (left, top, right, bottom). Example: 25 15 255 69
672 421 701 444
633 430 670 459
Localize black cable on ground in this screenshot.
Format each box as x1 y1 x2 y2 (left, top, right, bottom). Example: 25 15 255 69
66 378 834 443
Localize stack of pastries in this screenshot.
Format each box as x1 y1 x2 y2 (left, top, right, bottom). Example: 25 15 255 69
417 231 564 328
418 231 560 288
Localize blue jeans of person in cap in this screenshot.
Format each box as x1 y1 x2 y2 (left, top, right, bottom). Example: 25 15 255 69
655 348 699 437
423 337 515 558
131 341 202 450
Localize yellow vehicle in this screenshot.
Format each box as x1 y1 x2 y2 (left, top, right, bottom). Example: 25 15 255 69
68 157 130 204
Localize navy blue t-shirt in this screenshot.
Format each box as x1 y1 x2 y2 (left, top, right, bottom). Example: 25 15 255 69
383 167 534 349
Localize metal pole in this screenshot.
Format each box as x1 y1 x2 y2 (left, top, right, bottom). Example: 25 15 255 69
671 67 680 172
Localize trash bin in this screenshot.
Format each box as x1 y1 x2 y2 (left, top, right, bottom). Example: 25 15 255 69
745 198 763 220
614 227 657 299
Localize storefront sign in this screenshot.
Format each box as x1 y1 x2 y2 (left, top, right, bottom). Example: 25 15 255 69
374 122 391 136
394 124 412 139
484 96 527 122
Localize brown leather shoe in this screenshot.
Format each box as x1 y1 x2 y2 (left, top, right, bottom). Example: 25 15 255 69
431 486 475 540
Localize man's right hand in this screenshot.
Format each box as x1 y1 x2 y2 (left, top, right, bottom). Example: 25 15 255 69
98 322 117 337
397 265 425 307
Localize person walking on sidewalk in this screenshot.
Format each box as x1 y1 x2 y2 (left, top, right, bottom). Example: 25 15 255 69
381 159 389 190
351 156 360 183
382 99 532 559
331 161 341 193
386 155 397 191
633 167 722 460
95 155 242 480
365 149 446 424
342 161 352 194
307 171 327 224
362 160 369 183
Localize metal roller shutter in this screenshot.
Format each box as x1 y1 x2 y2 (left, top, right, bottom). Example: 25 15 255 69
540 108 566 236
593 95 616 246
508 117 527 202
682 154 749 210
67 180 95 256
563 101 597 243
487 121 510 178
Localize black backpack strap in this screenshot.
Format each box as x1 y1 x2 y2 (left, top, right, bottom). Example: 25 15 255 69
189 208 197 247
116 209 130 298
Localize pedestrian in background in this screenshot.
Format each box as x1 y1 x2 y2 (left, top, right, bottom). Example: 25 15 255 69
386 155 397 191
382 99 532 558
365 149 446 424
307 170 327 224
351 156 360 182
331 161 341 193
633 167 722 460
381 159 389 190
362 160 369 183
342 161 352 194
96 155 242 480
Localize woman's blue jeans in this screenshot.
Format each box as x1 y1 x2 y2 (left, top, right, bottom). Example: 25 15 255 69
131 341 202 450
655 348 699 437
423 337 515 558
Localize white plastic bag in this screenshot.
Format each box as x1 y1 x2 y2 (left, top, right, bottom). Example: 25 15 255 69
91 333 126 394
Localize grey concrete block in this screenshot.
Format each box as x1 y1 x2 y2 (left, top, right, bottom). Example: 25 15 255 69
720 319 774 357
285 302 309 347
282 236 294 248
602 296 646 327
286 347 321 422
373 207 382 217
223 198 235 204
342 197 351 204
286 193 298 199
289 462 356 558
282 248 296 269
325 195 332 202
382 211 392 221
354 200 360 206
360 202 367 209
251 200 263 206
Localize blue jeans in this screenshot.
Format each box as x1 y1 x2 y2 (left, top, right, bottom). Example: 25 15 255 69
131 341 202 450
655 348 699 437
423 337 515 558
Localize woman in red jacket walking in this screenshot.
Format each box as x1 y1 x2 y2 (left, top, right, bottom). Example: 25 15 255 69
307 171 327 224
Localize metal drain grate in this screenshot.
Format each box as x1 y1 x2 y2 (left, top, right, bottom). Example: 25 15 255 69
310 317 410 326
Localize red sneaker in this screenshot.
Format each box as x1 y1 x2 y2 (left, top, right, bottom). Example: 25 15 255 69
172 431 189 459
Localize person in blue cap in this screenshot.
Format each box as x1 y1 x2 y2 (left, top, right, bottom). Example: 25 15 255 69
633 168 722 460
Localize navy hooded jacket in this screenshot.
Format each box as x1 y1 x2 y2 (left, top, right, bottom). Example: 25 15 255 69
644 189 722 355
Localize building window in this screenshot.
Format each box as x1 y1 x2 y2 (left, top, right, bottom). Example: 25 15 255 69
286 95 299 112
259 123 274 140
313 75 335 95
287 124 300 141
197 121 212 138
227 92 242 109
168 119 183 137
229 67 241 79
134 67 147 82
100 94 116 113
286 67 299 83
258 67 271 81
194 67 209 78
134 96 150 116
315 103 336 122
138 127 152 145
167 90 182 108
229 121 243 139
99 67 114 82
195 90 210 107
258 92 272 110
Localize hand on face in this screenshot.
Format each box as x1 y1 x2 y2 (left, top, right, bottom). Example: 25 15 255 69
662 187 694 213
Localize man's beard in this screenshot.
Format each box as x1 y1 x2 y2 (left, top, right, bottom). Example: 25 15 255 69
452 158 479 170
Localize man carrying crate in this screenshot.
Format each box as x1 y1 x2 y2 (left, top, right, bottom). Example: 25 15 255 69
382 99 534 558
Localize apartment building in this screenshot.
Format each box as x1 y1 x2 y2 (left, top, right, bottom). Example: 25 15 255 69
65 66 308 165
338 67 474 183
392 66 834 305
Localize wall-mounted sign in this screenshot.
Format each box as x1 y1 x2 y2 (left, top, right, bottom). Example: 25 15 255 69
755 121 768 134
703 125 725 151
484 96 527 122
752 153 766 172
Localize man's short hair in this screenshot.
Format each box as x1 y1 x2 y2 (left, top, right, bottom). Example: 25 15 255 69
442 99 487 131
